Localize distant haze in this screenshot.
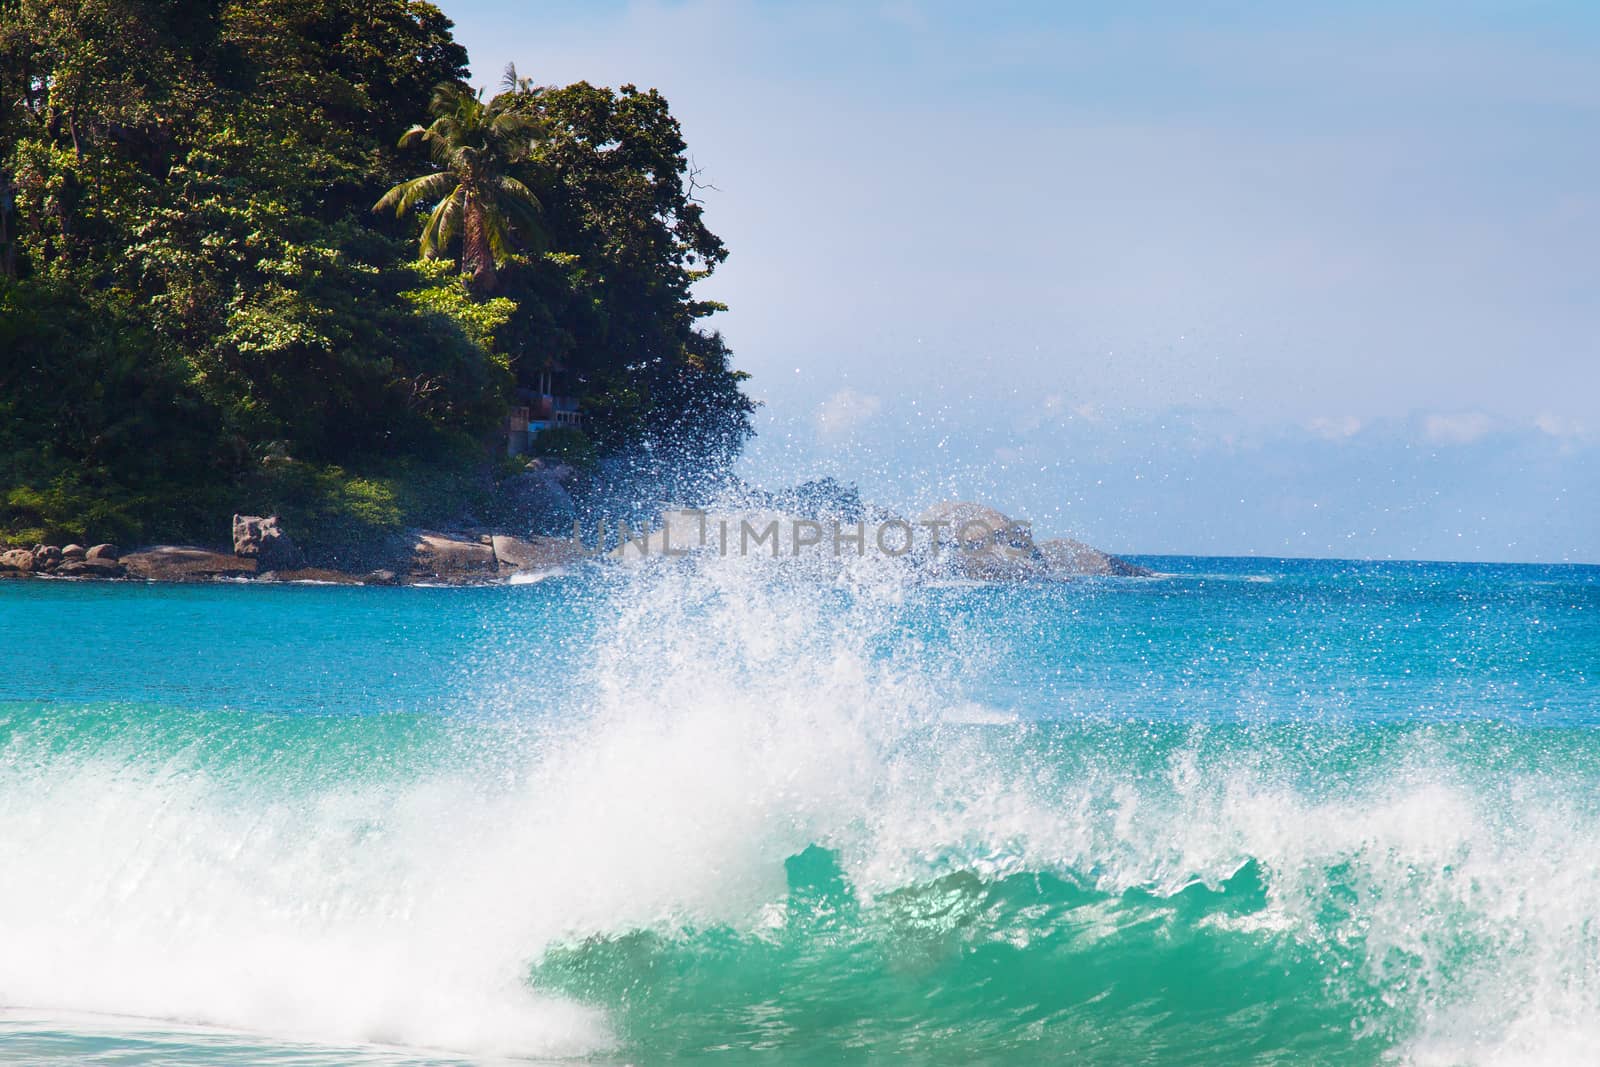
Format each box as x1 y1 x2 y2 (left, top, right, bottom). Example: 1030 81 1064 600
451 0 1599 561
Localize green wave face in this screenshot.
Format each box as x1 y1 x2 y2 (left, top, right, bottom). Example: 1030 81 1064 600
534 849 1388 1066
7 703 1600 1063
519 717 1600 1065
3 561 1599 1065
6 703 1600 1064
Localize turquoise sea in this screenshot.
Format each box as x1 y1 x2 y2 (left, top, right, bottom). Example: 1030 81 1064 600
1 555 1597 1064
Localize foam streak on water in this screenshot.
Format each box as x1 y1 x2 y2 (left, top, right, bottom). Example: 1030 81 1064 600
0 553 1597 1064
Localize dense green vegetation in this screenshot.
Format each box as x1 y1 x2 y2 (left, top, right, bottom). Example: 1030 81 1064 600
0 0 753 547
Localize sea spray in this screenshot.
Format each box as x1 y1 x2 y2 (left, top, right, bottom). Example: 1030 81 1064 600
0 553 1597 1063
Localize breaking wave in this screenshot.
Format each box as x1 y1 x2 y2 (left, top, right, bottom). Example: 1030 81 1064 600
1 552 1597 1064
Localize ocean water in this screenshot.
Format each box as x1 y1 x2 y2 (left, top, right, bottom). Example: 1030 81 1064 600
0 553 1597 1065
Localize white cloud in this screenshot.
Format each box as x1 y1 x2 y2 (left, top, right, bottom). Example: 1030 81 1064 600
814 388 883 440
1422 412 1495 445
1534 413 1588 439
1307 415 1363 440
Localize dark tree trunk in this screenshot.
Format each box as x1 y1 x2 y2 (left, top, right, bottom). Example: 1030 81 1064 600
461 192 497 294
0 171 15 280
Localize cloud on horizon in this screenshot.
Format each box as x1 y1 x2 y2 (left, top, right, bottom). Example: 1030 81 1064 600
1422 412 1497 446
814 388 883 440
740 394 1597 561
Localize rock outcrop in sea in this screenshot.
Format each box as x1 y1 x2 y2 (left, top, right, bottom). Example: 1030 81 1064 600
607 500 1151 580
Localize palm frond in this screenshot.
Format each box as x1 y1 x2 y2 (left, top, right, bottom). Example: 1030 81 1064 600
373 171 457 216
498 174 540 208
421 118 461 165
388 79 547 277
437 188 464 253
488 108 540 136
496 176 544 247
429 82 474 119
478 199 517 265
419 188 463 259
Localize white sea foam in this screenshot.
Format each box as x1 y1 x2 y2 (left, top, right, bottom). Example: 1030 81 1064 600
505 567 565 585
0 546 1596 1063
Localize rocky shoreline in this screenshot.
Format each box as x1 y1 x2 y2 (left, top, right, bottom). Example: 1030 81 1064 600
0 501 1151 586
0 542 128 579
0 519 587 586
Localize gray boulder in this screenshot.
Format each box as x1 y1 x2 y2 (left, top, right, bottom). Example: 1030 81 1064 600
491 534 586 572
1036 538 1152 578
0 549 34 573
61 544 86 560
86 544 120 561
31 545 62 571
410 531 498 582
55 557 126 578
948 542 1049 582
916 501 1020 550
122 546 256 581
915 501 1044 580
232 514 305 570
914 501 1150 581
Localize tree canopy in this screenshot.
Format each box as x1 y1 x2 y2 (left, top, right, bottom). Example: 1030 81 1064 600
376 80 545 292
0 0 754 545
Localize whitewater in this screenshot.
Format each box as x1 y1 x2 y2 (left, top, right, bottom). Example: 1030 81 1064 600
0 550 1596 1065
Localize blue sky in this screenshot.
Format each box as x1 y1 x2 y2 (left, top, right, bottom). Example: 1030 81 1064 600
446 1 1598 560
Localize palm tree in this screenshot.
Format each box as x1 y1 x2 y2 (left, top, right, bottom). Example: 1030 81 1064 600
375 79 544 293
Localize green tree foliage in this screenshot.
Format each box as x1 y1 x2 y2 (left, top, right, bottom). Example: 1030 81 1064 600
0 3 754 546
502 81 756 467
527 425 596 471
0 279 227 542
380 75 759 471
376 81 544 292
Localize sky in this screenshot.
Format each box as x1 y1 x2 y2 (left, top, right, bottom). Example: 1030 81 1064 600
446 0 1598 561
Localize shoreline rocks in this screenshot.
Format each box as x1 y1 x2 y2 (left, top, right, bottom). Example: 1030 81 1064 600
55 557 126 578
408 531 498 582
121 546 253 581
0 548 35 574
232 514 304 571
0 543 127 578
403 530 588 582
0 529 592 586
490 533 587 574
0 497 1152 587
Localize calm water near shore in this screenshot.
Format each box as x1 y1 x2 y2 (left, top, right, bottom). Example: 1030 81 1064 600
1 555 1597 1064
